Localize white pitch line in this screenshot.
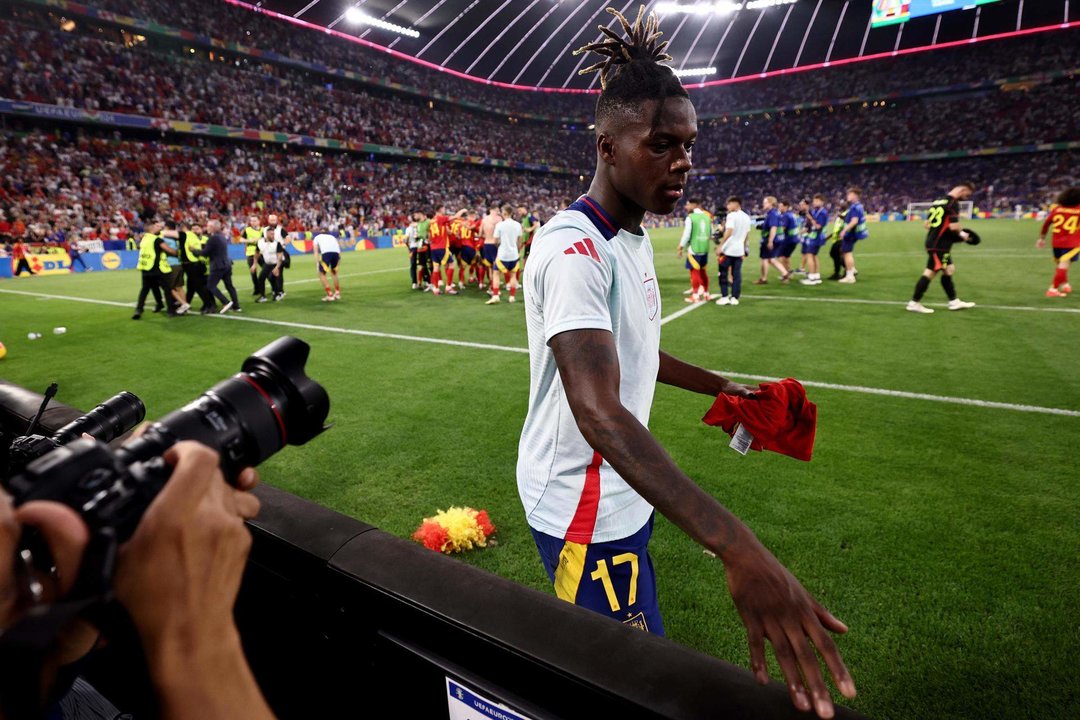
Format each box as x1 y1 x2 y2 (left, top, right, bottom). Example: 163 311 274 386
746 294 1080 315
660 299 708 325
717 371 1080 418
0 288 132 308
2 287 1077 417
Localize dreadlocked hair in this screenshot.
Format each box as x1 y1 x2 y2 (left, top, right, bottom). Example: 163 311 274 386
573 5 688 126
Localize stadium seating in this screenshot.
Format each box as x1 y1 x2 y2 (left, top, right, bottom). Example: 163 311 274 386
2 11 1076 173
0 132 584 242
0 0 1077 240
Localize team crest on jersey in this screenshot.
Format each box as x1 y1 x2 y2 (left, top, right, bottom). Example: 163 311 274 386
643 277 658 321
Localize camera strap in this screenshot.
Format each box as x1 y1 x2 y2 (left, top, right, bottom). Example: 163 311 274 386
0 529 118 720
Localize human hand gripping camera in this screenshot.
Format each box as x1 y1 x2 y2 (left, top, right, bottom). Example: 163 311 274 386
0 337 329 719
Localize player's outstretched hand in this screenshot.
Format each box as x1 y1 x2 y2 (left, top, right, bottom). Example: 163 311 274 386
1035 238 1046 249
725 542 856 719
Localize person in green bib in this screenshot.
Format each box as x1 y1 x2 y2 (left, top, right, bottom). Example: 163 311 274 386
242 215 263 296
676 198 713 303
415 211 432 290
132 218 178 320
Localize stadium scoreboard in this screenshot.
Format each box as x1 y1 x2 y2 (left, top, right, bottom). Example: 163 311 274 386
872 0 1001 27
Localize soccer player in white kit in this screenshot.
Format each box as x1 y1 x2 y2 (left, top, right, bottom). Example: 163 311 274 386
518 8 855 718
486 205 523 305
313 228 342 301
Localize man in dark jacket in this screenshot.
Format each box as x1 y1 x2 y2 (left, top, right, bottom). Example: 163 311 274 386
196 219 241 313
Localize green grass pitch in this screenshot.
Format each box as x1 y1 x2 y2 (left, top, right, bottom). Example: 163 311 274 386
0 219 1077 719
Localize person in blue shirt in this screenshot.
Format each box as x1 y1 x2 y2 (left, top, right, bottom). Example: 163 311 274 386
754 196 791 285
777 200 800 275
799 196 829 285
837 187 869 283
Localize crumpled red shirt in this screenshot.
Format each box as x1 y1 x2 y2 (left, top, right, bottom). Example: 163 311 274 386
702 378 817 461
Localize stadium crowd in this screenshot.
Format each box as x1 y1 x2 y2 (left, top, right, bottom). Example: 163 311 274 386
3 12 1077 173
0 131 584 244
694 151 1079 216
78 0 1080 118
0 18 590 167
73 0 593 117
3 125 1075 253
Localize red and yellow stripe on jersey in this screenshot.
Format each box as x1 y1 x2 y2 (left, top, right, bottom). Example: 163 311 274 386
1043 204 1080 249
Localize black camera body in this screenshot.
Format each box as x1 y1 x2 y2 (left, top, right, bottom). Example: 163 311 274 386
0 336 329 719
3 335 329 543
3 391 145 479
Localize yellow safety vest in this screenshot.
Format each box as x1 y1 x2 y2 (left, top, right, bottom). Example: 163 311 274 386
243 227 262 257
136 233 170 273
183 233 210 267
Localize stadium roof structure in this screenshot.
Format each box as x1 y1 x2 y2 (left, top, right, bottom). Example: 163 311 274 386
241 0 1080 92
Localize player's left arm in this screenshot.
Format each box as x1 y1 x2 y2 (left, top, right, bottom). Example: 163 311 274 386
1037 213 1054 248
657 351 756 399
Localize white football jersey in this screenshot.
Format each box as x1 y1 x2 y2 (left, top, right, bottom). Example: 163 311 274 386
517 196 661 544
494 218 522 262
313 233 340 254
720 209 751 257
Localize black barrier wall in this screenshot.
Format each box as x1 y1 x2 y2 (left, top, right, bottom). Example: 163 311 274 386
0 379 867 720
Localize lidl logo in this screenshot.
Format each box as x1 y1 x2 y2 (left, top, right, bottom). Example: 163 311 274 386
101 252 122 270
27 255 71 276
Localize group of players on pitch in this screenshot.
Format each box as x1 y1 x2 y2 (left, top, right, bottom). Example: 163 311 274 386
675 182 1080 313
404 204 539 305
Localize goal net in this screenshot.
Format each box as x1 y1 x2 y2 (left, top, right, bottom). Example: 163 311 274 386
906 201 973 221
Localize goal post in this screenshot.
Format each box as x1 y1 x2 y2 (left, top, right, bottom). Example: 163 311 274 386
906 201 973 221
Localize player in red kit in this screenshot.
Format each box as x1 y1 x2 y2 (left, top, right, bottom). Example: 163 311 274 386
1036 187 1080 297
428 206 457 296
453 210 479 289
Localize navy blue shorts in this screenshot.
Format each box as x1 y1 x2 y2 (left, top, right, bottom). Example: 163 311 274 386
481 244 498 266
531 515 663 635
840 236 861 253
495 258 518 274
801 239 824 256
319 252 340 272
779 240 800 258
431 248 453 265
457 245 477 264
1053 247 1080 263
759 240 780 259
685 253 709 271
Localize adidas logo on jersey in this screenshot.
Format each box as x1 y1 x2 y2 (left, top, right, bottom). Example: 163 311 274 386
563 237 602 263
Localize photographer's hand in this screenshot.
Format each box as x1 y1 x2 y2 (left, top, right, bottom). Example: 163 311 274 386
114 442 273 720
1 494 89 625
1 491 100 708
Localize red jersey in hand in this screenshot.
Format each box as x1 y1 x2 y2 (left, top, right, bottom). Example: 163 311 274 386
702 378 817 461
